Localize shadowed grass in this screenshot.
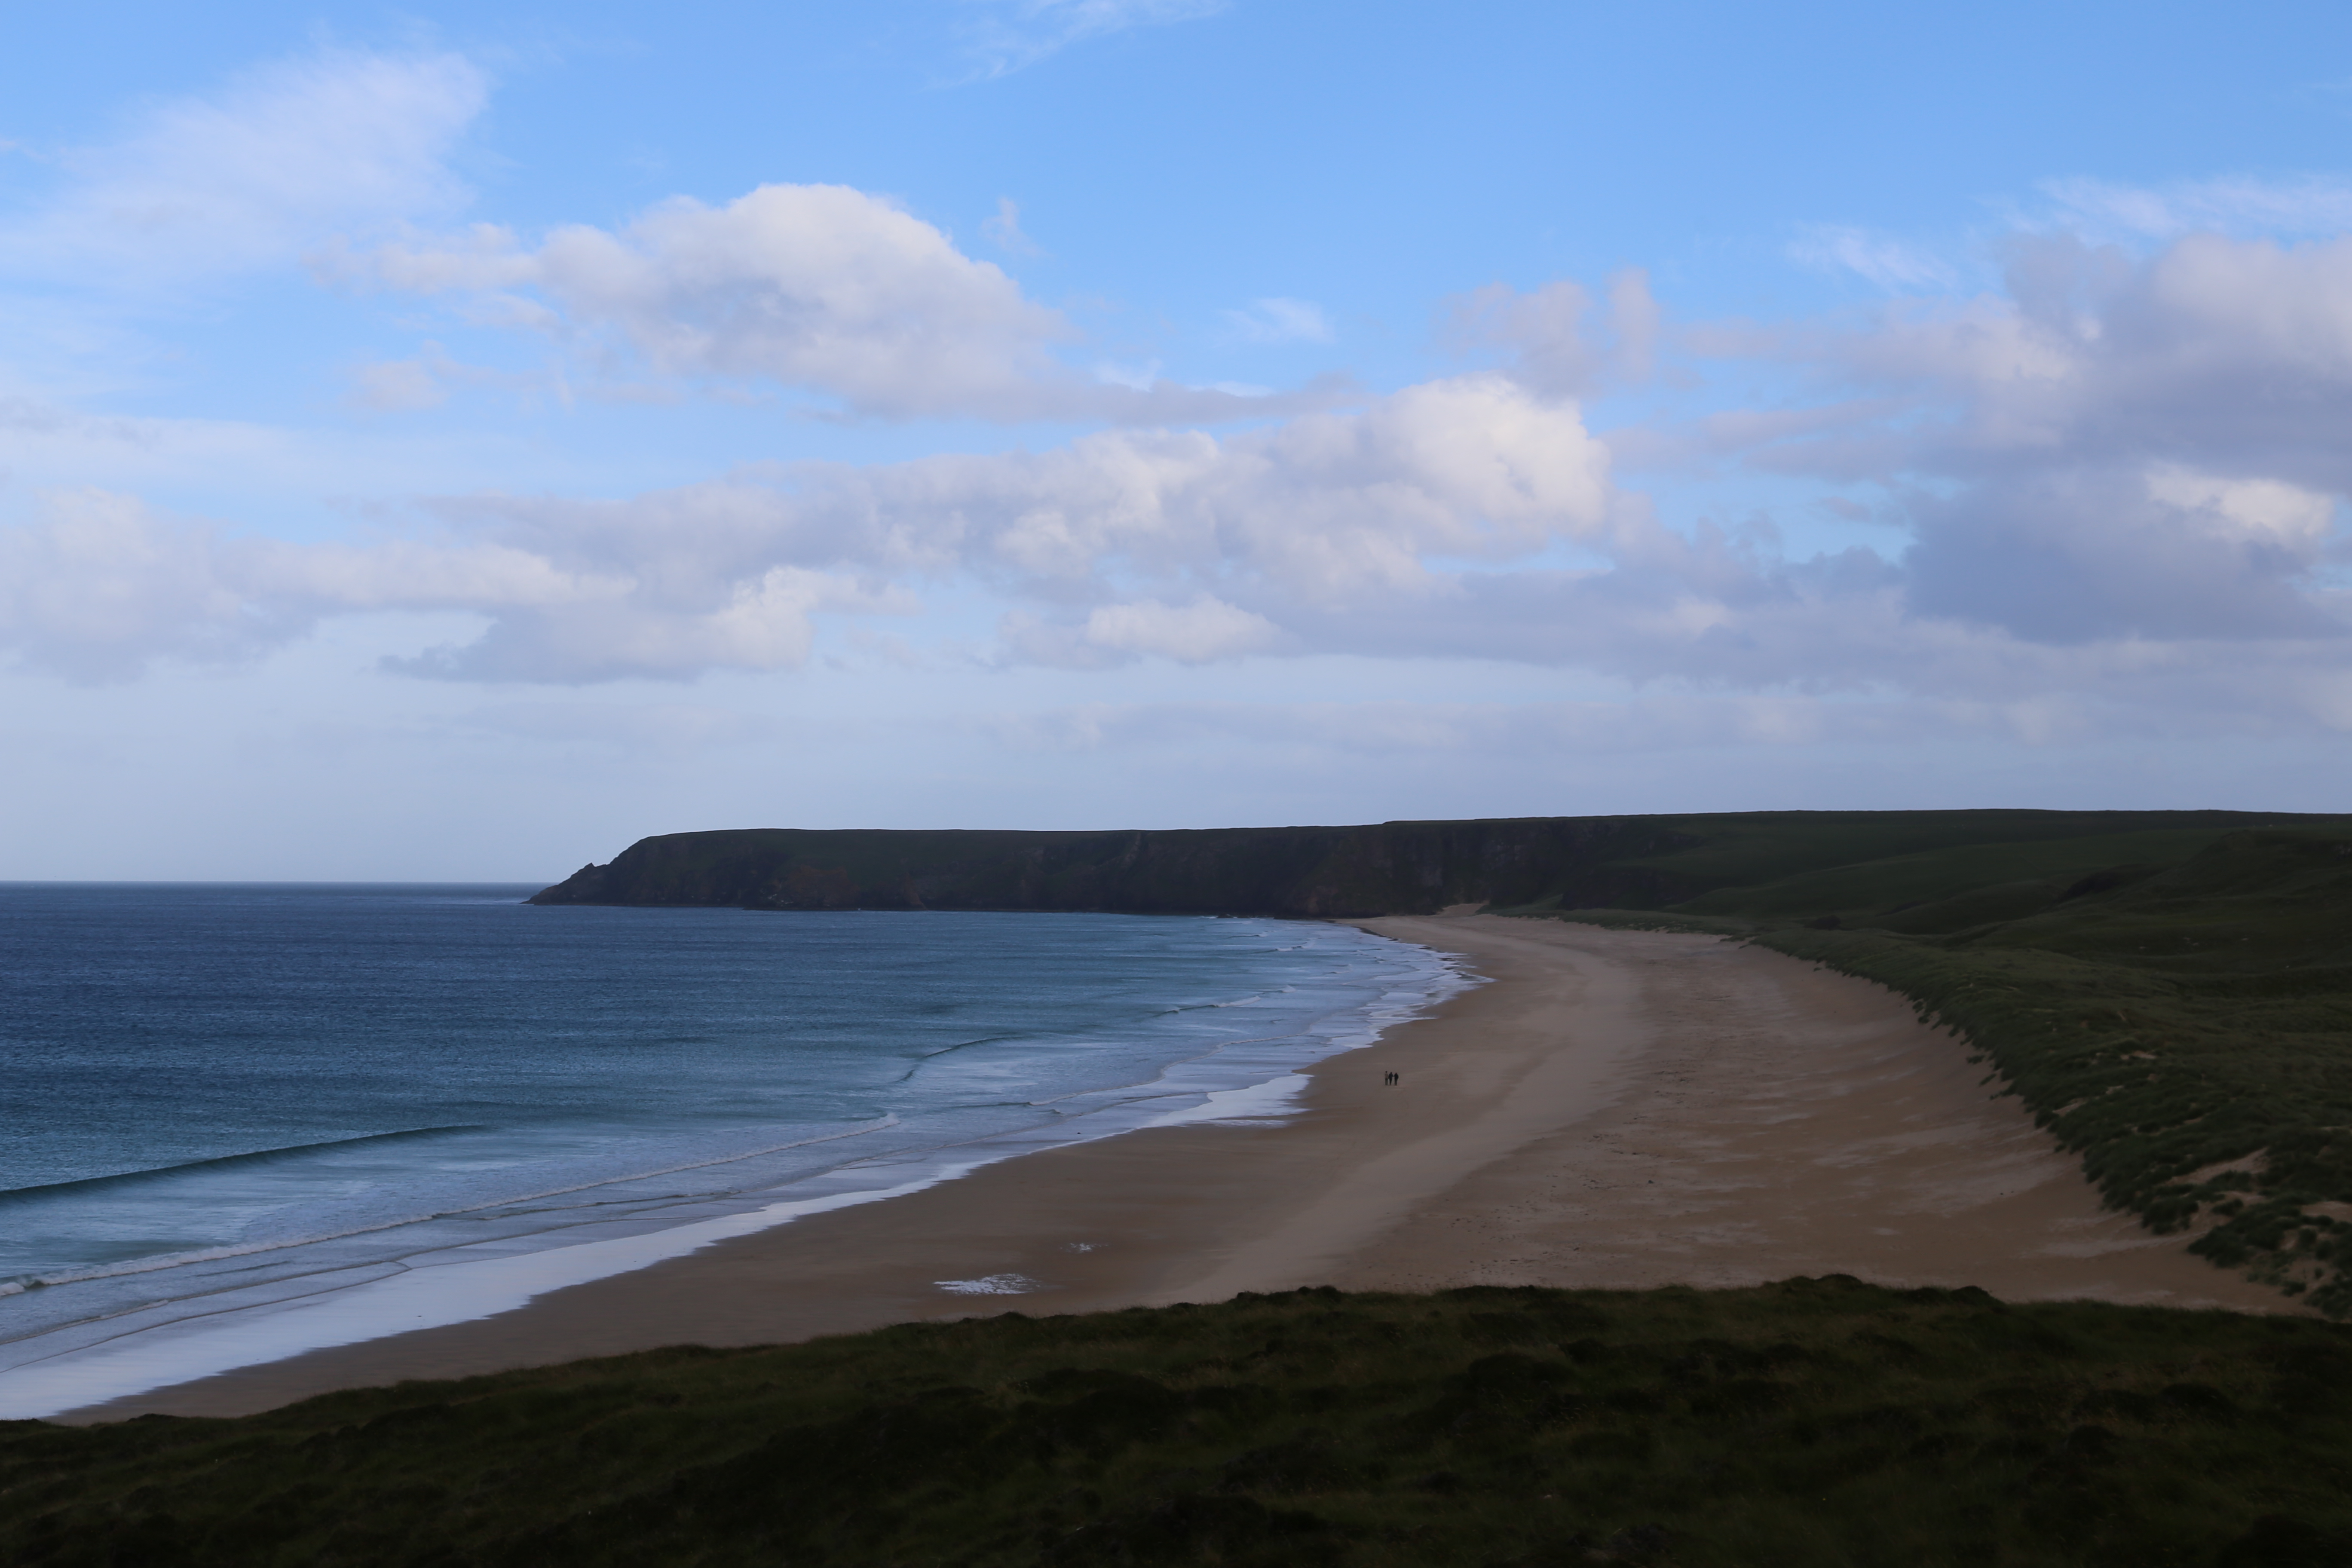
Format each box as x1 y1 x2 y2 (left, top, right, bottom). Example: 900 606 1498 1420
5 1281 2350 1566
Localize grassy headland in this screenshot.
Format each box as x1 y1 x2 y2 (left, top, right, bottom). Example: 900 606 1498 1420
525 809 2324 917
7 1281 2350 1566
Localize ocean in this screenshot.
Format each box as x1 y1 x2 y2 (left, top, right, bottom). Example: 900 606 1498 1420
0 884 1467 1417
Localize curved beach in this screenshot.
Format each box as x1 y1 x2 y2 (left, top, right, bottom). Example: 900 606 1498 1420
56 916 2291 1421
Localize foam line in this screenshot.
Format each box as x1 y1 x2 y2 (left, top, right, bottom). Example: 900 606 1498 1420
2 1117 900 1296
0 1173 960 1420
0 923 1477 1415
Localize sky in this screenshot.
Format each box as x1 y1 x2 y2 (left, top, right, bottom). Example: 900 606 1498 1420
7 0 2352 879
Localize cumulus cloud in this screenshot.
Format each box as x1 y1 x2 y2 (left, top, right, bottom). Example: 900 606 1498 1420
0 48 484 288
1733 232 2352 489
0 374 1615 683
0 491 279 681
1005 597 1281 668
0 488 902 685
352 184 1068 418
14 220 2352 743
1663 230 2352 653
405 371 1617 677
346 182 1310 421
1444 273 1658 396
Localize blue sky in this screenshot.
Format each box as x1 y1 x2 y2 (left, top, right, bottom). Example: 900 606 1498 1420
7 0 2352 878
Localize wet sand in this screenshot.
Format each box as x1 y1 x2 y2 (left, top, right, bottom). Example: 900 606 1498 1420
58 916 2291 1422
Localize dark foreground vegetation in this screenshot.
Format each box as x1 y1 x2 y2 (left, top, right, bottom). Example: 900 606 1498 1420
8 1282 2350 1567
1510 824 2352 1317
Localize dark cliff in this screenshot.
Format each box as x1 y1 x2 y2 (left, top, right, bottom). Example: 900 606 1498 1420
525 808 2314 918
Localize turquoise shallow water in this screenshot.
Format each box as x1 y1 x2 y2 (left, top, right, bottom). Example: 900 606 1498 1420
0 885 1464 1407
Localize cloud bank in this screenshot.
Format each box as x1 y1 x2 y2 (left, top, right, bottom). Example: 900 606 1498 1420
343 182 1316 422
6 150 2351 749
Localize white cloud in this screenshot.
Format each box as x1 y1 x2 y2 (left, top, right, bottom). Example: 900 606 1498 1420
2144 466 2335 548
392 567 915 683
0 490 273 681
1616 227 2352 660
960 0 1228 78
981 196 1044 257
1008 596 1281 667
0 374 1615 683
0 48 485 288
349 358 447 413
1725 237 2352 442
2035 175 2352 242
1787 224 1957 291
1443 274 1658 395
1225 297 1333 344
350 182 1311 422
16 218 2352 743
355 184 1069 419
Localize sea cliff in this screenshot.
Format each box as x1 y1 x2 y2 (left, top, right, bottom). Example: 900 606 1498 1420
526 808 2306 917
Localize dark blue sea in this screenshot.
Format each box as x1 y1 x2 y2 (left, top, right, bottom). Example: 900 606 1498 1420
0 885 1463 1416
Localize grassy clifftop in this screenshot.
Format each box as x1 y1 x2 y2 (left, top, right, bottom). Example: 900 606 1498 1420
7 1281 2349 1566
527 810 2317 916
527 817 1706 915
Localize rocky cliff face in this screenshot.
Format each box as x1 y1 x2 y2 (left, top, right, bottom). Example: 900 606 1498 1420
524 816 1707 916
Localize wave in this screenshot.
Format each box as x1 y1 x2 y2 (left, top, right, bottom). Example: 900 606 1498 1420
0 1127 489 1206
0 1117 900 1299
0 914 1475 1405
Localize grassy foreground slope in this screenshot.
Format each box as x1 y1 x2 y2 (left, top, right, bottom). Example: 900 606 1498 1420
1511 825 2352 1315
7 1282 2351 1567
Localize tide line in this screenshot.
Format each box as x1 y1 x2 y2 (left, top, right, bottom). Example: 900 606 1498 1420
0 1170 961 1421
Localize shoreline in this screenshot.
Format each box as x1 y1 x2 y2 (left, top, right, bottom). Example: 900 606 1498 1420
47 915 2297 1422
0 913 1457 1417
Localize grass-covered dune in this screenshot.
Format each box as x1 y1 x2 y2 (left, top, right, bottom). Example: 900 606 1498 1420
1510 825 2352 1316
7 1282 2349 1567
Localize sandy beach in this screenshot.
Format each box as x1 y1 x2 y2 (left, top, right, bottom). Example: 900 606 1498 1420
57 915 2292 1422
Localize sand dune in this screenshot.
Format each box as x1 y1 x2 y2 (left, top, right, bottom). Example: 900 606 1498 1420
58 916 2290 1422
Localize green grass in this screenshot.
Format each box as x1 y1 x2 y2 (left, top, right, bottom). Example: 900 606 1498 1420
1588 811 2314 907
6 1281 2350 1566
1513 827 2352 1316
